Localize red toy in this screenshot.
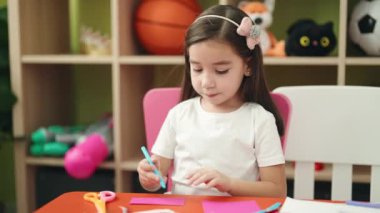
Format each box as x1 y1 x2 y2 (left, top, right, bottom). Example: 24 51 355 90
134 0 201 55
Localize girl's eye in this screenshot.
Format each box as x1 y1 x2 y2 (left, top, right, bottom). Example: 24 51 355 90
192 68 202 72
216 69 228 74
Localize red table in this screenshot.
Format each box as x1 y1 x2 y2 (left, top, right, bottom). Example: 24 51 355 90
35 191 285 213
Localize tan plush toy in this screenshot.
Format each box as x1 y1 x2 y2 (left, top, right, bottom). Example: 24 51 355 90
239 0 285 56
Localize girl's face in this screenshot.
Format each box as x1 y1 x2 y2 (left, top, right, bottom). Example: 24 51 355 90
189 39 250 113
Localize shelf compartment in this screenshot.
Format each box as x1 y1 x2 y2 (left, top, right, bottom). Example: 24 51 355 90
23 64 75 132
19 0 111 55
70 0 111 55
22 64 112 133
23 64 113 171
345 0 377 58
20 0 71 54
271 0 341 57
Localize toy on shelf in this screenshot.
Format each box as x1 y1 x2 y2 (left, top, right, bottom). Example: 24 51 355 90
64 115 113 179
348 0 380 56
30 125 85 156
238 0 285 56
80 26 112 56
285 19 337 56
31 125 84 144
134 0 201 55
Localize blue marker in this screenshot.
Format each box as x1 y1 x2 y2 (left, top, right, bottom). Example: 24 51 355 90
256 202 282 213
346 200 380 209
141 146 166 189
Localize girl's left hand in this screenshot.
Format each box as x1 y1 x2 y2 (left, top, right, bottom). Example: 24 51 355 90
186 167 232 193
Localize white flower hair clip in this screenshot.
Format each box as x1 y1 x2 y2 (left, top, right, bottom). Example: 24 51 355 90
237 17 261 50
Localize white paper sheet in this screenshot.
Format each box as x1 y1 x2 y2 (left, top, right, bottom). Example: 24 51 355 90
280 197 380 213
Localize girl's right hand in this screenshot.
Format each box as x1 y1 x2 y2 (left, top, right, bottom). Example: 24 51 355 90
137 157 166 191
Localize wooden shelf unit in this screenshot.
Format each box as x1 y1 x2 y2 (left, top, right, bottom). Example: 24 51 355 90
8 0 379 212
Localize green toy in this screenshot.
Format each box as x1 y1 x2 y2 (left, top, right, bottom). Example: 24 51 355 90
30 125 85 156
30 142 70 156
31 125 84 144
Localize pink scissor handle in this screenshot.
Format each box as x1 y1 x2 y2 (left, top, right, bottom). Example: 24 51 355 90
99 191 116 202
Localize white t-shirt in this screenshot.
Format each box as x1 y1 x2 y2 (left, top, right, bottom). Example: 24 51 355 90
151 97 285 196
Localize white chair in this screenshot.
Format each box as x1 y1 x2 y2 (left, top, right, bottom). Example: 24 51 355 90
273 86 380 202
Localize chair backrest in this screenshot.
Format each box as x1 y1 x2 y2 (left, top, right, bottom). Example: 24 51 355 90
271 92 292 150
143 88 180 192
143 87 292 190
143 88 181 152
273 86 380 202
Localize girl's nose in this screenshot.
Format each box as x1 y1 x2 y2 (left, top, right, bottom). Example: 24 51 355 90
202 73 215 88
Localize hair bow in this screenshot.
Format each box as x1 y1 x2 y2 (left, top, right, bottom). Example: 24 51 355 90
236 17 261 50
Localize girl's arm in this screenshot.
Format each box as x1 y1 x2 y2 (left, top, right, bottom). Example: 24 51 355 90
137 155 172 192
228 164 287 197
187 164 287 197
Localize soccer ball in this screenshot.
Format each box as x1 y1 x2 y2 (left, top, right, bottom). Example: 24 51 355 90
348 0 380 55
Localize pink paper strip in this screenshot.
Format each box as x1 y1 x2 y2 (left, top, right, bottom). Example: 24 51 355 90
202 200 261 213
130 197 185 206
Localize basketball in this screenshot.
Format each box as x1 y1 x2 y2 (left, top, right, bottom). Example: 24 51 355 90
135 0 201 55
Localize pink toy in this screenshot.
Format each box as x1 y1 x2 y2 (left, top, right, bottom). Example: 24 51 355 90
64 116 113 179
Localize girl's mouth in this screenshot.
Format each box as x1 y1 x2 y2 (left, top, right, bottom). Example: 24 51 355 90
206 93 218 98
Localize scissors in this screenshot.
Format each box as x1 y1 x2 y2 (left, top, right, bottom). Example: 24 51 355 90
83 191 116 213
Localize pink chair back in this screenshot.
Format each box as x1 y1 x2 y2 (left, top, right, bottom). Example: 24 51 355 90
143 88 181 152
143 88 180 192
271 93 292 150
143 87 292 190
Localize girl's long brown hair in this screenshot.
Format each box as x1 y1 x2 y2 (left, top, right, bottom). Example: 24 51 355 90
181 5 284 136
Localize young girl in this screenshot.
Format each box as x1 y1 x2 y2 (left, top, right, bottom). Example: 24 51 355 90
137 4 286 197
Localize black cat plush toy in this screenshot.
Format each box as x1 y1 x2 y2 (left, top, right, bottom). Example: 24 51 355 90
285 19 337 56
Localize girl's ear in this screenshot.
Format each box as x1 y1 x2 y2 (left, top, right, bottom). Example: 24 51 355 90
244 61 251 76
244 66 252 76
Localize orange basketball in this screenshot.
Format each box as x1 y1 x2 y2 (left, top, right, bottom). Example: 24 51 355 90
135 0 201 55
